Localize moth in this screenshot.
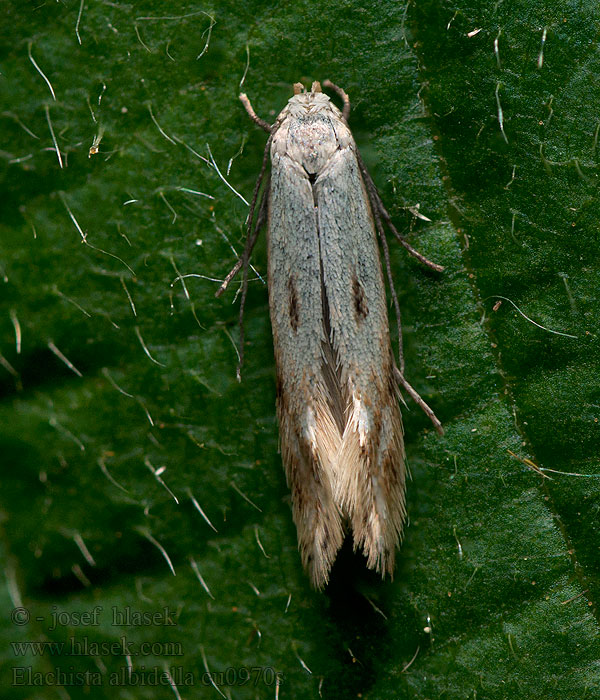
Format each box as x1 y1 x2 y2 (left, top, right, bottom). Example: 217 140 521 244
217 81 443 588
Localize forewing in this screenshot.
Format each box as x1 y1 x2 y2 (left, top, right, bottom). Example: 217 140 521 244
267 150 345 587
314 143 407 575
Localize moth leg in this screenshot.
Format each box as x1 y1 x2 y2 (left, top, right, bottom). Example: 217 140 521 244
215 130 272 381
369 180 443 432
323 79 351 122
235 181 269 380
356 150 443 431
394 367 444 436
371 190 443 434
356 151 444 273
215 181 268 298
239 93 272 133
372 197 406 374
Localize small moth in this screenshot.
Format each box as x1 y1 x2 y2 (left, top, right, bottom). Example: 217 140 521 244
217 81 443 588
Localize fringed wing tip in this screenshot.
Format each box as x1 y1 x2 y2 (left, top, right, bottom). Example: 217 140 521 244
301 527 344 590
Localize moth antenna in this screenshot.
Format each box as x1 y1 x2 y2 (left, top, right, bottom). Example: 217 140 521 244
293 82 304 94
323 79 351 122
239 93 272 133
311 81 322 93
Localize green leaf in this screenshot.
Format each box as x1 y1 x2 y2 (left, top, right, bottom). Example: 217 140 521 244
1 1 598 698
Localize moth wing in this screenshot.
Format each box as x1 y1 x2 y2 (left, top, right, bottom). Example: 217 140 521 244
315 143 407 575
267 150 345 588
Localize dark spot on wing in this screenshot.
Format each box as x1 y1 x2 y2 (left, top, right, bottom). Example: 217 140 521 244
352 275 368 321
381 451 400 482
275 369 287 413
288 276 299 332
321 523 329 551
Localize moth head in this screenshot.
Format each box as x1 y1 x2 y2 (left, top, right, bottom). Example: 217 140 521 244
287 81 333 117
